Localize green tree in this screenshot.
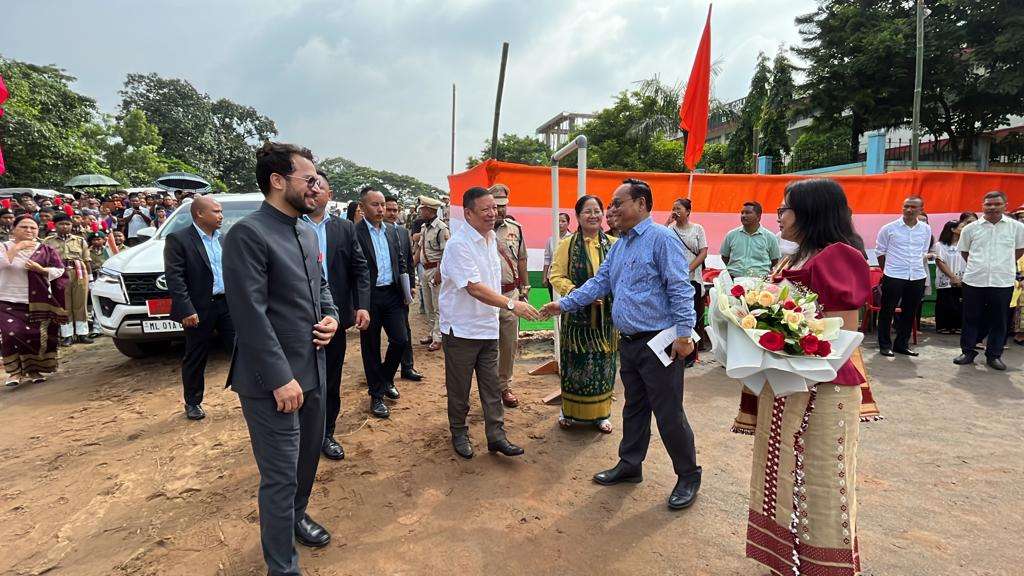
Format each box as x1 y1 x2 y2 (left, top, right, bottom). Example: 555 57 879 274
0 57 102 187
697 142 727 173
725 52 771 173
757 49 796 165
89 109 171 185
318 156 444 204
467 133 550 167
789 120 854 172
118 73 277 192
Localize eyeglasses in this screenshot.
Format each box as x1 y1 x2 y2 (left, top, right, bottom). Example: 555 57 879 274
776 206 793 218
609 197 634 209
284 175 321 190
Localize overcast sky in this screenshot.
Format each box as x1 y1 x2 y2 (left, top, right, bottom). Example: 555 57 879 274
5 0 814 189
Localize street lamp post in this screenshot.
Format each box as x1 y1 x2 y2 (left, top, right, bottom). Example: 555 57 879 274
911 0 924 170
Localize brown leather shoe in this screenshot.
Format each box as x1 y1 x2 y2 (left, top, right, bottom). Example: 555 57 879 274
501 388 519 408
427 341 442 352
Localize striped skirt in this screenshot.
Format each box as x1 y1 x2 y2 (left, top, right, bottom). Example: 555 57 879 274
745 382 863 576
0 301 59 376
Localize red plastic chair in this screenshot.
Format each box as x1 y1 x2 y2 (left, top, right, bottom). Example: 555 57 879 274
860 267 918 345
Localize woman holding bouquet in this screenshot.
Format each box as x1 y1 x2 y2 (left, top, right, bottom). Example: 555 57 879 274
549 195 618 433
742 179 871 576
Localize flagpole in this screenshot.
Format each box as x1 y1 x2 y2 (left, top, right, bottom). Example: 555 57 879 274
687 171 694 200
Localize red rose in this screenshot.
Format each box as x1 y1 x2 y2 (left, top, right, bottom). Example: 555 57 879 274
799 334 820 355
759 331 786 351
731 284 746 297
782 300 796 310
815 340 832 357
793 306 803 313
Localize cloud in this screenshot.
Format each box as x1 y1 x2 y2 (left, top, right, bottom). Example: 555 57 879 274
3 0 815 189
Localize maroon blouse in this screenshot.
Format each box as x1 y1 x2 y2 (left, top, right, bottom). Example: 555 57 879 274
776 243 870 386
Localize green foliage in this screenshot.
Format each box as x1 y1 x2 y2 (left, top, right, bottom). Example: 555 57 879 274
725 53 771 173
318 156 444 204
789 120 854 172
0 57 103 187
467 133 550 167
89 109 172 186
697 142 727 173
119 73 277 192
757 50 796 162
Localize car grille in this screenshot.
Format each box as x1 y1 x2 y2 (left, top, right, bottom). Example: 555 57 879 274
122 273 168 305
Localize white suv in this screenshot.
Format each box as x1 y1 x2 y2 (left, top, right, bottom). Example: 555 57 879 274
91 193 264 357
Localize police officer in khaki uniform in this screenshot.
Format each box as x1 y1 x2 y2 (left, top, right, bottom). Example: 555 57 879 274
45 214 93 345
488 183 529 408
418 195 449 351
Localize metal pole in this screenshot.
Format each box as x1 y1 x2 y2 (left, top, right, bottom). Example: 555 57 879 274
911 0 924 170
491 42 510 160
576 143 587 199
450 83 456 174
549 135 587 368
687 171 695 199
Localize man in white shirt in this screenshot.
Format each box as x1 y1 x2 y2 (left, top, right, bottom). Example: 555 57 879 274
954 190 1024 370
439 186 541 459
875 196 932 357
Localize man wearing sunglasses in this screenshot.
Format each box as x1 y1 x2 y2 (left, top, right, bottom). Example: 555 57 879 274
541 178 702 511
223 141 340 576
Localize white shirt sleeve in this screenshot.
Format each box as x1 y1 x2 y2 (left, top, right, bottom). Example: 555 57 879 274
1016 221 1024 249
441 239 481 289
875 223 890 256
957 227 972 254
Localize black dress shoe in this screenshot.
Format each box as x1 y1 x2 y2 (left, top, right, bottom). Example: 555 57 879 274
452 436 474 459
384 384 401 400
294 514 330 548
322 436 345 460
370 398 390 418
486 438 524 457
987 357 1007 371
894 348 919 357
185 404 206 420
878 349 895 357
953 353 976 365
593 462 643 486
401 369 424 381
76 335 95 344
668 474 701 510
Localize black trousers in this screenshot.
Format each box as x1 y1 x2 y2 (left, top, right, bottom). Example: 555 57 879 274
360 285 409 399
935 287 963 332
401 306 415 372
877 275 925 351
685 281 707 363
239 383 325 576
960 284 1014 359
618 336 701 480
181 297 235 406
324 330 348 438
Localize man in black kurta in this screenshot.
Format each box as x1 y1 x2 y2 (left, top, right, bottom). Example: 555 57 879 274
223 142 339 576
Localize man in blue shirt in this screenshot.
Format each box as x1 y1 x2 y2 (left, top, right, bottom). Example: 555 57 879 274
542 178 702 511
163 195 235 421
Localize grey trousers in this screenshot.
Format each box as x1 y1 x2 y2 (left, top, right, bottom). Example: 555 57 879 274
618 337 701 480
497 289 519 390
238 384 325 576
443 331 506 443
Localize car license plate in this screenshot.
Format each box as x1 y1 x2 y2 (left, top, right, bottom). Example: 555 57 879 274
147 298 173 317
142 319 182 333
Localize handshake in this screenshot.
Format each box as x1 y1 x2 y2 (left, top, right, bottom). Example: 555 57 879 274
507 299 563 321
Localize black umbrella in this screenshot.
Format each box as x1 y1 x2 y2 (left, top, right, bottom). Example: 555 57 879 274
154 172 211 192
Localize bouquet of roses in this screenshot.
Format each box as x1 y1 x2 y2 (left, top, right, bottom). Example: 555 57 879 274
717 277 843 359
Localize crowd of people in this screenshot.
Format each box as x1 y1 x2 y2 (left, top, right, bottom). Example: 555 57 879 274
0 188 191 385
4 138 1022 576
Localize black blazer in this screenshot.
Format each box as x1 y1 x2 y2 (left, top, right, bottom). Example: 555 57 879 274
325 217 371 329
393 224 415 289
163 225 219 323
223 203 339 397
355 219 408 290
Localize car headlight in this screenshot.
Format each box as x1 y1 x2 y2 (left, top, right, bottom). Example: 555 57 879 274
97 267 122 284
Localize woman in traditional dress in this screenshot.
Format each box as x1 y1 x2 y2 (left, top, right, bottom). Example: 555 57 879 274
740 179 871 576
934 220 966 334
668 198 709 367
0 215 68 386
549 195 618 434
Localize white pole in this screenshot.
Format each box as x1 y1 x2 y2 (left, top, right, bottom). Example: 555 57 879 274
687 171 694 199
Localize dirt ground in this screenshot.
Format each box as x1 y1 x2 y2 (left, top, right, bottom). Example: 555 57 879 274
1 312 1020 576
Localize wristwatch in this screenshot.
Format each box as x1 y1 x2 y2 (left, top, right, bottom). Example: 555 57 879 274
506 298 516 310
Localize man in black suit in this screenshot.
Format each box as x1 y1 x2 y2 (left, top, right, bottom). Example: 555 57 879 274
355 187 409 419
384 195 424 382
303 171 371 461
163 195 235 421
223 142 340 576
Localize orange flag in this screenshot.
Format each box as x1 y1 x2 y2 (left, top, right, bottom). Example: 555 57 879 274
0 74 8 176
678 5 712 172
